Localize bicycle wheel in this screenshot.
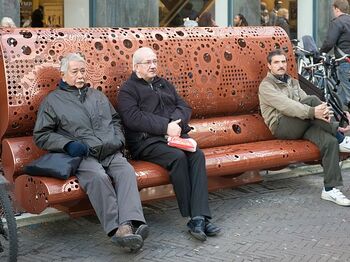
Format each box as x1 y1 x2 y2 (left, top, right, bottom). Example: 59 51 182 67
0 189 18 262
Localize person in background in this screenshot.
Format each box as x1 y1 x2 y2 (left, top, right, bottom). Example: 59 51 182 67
268 0 283 26
31 6 44 27
259 49 350 207
233 14 249 27
197 11 217 27
117 47 221 242
320 0 350 107
181 2 198 21
33 52 149 252
0 17 16 28
275 8 290 37
261 2 269 26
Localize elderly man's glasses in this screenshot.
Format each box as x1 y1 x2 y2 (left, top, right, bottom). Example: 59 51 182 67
138 59 158 66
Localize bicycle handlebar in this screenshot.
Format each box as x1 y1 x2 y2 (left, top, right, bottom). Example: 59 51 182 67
302 54 349 69
293 45 313 56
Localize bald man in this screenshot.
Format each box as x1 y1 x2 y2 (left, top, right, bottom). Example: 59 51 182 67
117 47 221 241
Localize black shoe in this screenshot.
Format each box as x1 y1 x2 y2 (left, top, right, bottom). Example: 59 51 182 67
187 218 207 241
204 219 221 236
135 224 150 240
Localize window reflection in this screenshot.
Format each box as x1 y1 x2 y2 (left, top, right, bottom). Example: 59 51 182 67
159 0 215 27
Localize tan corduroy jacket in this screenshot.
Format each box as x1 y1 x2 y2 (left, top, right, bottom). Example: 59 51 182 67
258 72 315 134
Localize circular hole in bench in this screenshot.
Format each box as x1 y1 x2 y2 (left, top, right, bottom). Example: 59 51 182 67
232 124 241 134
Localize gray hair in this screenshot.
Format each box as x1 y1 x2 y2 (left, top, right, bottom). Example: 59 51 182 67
1 17 16 28
132 47 155 70
60 52 85 73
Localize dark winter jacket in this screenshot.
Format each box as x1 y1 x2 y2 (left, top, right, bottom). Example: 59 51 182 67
34 80 125 165
117 72 192 158
320 13 350 58
275 17 290 38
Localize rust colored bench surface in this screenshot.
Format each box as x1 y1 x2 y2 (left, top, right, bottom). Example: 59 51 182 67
0 26 321 216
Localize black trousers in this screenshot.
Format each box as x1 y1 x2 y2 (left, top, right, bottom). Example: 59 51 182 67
139 141 212 219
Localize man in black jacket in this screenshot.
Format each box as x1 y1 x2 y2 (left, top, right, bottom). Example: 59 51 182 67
117 47 221 241
320 0 350 106
34 53 148 252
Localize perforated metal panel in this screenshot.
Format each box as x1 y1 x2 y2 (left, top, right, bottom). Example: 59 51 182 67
0 26 295 139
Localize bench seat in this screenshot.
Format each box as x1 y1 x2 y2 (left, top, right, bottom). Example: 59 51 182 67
2 111 321 216
12 138 320 215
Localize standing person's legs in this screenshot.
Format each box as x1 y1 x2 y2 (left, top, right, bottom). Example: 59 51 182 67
337 62 350 106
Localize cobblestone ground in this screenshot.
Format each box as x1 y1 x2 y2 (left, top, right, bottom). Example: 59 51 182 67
10 170 350 261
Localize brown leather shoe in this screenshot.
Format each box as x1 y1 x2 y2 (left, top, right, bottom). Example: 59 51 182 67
112 224 143 252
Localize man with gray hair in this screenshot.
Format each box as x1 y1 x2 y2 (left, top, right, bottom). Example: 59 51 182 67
33 52 148 252
117 47 221 242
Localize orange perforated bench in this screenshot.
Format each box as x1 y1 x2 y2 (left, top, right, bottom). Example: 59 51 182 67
0 26 321 217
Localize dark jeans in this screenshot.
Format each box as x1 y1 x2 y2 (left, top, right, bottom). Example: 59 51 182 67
139 141 212 218
274 96 343 187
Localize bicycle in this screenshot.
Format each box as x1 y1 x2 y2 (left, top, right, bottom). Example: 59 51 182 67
0 175 18 262
302 53 350 127
292 36 320 82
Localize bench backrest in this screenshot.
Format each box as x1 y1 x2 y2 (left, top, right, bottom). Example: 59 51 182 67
0 26 296 141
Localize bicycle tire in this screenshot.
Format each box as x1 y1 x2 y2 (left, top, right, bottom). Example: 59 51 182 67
325 80 348 125
0 189 18 262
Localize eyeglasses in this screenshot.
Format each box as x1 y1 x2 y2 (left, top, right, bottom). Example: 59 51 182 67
138 59 158 66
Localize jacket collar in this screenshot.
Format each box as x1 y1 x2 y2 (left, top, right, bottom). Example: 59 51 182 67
59 79 89 102
267 72 291 84
130 71 161 85
59 79 88 91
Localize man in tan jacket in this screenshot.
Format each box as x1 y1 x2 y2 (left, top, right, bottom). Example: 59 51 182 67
259 49 350 206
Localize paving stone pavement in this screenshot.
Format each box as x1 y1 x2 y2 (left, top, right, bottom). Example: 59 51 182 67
8 169 350 262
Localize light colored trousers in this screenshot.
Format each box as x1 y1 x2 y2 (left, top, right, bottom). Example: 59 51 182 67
76 152 145 235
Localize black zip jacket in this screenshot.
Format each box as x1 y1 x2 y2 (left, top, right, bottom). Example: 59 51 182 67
320 13 350 58
117 72 192 158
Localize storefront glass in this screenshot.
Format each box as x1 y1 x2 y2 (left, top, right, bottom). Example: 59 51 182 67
19 0 64 28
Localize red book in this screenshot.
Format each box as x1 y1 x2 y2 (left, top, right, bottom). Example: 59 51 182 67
167 136 197 152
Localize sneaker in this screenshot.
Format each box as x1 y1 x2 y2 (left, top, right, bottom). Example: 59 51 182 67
339 136 350 153
321 188 350 206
